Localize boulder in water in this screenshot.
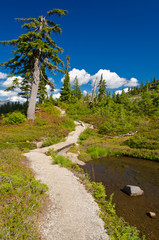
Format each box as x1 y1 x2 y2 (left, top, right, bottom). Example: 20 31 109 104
147 212 156 218
122 185 144 196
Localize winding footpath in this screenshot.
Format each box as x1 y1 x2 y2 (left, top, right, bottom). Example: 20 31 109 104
24 110 110 240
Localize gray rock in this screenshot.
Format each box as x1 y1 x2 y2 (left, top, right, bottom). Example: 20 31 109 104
122 185 144 196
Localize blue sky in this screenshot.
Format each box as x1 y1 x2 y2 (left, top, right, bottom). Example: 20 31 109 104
0 0 159 101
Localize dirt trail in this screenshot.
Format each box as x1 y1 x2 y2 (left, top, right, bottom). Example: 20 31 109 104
24 111 110 240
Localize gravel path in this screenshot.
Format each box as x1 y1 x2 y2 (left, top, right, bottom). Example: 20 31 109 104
24 119 110 240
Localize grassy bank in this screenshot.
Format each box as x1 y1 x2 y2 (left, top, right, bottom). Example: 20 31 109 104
0 104 75 239
76 128 159 162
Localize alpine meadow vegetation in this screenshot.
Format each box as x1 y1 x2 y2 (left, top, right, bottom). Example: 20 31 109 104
0 103 75 239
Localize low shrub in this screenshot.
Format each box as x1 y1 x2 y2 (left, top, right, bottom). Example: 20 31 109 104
92 182 106 201
52 154 81 172
78 150 91 162
99 120 132 135
43 104 61 116
42 136 64 147
2 112 26 125
87 146 109 158
66 102 93 119
123 135 159 150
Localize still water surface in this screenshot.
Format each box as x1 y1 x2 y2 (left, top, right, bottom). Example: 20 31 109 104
83 156 159 240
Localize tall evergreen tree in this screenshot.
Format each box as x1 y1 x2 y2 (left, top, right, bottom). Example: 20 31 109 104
60 55 71 102
72 76 81 99
97 74 107 102
60 71 71 102
0 9 67 120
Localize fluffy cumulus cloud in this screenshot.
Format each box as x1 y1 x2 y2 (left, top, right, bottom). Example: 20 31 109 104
0 72 7 79
124 77 138 87
0 89 26 102
0 76 24 102
62 68 91 86
115 88 129 95
52 93 61 99
2 76 23 87
8 96 26 102
0 90 16 97
63 68 139 89
91 69 127 89
83 90 88 96
46 86 60 97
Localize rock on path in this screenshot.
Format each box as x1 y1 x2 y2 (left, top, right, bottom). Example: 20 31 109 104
24 120 110 240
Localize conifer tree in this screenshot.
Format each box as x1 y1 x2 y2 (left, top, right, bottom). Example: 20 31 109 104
0 9 67 120
154 77 157 83
18 77 32 103
72 76 81 99
97 74 107 102
60 71 71 102
60 55 71 102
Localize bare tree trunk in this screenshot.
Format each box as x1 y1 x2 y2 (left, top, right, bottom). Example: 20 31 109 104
89 77 98 108
27 57 40 120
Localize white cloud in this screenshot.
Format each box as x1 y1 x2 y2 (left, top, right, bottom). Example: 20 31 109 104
124 77 138 87
91 69 127 89
0 89 26 102
8 96 26 102
0 90 16 97
46 85 58 96
52 93 61 99
83 90 88 96
2 76 23 87
0 72 7 79
54 89 59 93
115 88 129 95
62 68 91 86
61 68 138 89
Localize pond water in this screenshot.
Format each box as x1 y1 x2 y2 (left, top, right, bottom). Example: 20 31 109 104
83 156 159 240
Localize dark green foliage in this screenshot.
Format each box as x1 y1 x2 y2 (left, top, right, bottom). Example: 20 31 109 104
0 102 27 116
66 102 93 119
99 120 132 135
60 71 71 102
97 74 107 102
72 76 82 100
123 134 159 150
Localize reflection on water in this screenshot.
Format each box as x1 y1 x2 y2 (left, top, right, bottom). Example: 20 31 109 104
83 156 159 240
